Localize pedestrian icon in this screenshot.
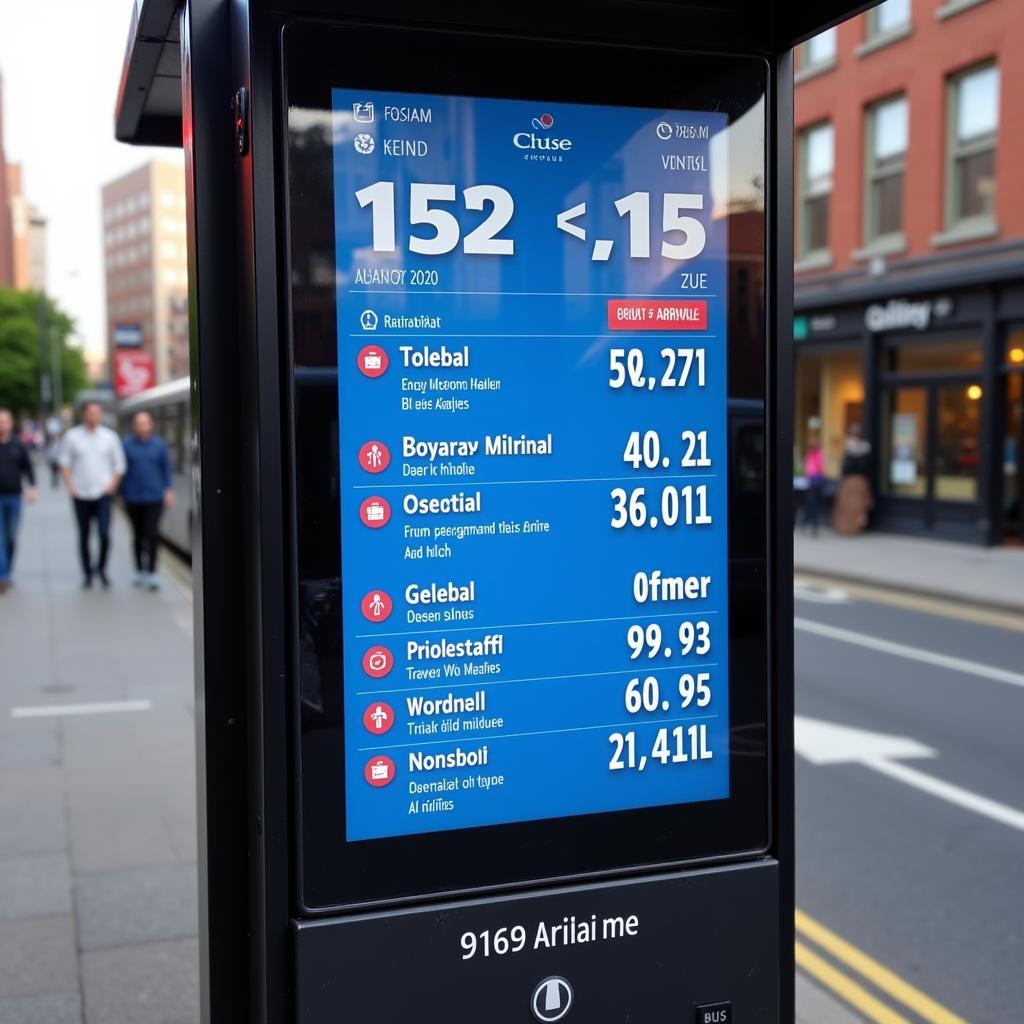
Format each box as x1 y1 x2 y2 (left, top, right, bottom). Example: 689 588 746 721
363 701 395 735
364 755 396 787
359 496 391 528
531 977 573 1023
360 589 393 622
360 309 378 330
358 440 390 473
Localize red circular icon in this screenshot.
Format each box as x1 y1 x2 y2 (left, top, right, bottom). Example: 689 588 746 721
362 645 394 679
364 755 396 787
359 496 391 528
363 701 395 735
358 440 390 474
357 345 389 378
361 590 393 623
539 112 554 128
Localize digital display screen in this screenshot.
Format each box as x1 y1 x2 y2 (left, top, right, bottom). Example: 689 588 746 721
331 89 730 842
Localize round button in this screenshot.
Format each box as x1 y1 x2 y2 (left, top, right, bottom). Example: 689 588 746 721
358 440 390 474
531 976 573 1023
357 345 389 378
360 590 393 623
362 645 394 679
363 755 395 787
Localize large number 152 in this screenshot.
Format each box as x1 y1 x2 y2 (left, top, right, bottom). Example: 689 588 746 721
355 181 515 256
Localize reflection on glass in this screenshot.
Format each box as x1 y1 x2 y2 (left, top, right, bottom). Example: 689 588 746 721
888 340 982 373
883 387 927 497
934 384 981 502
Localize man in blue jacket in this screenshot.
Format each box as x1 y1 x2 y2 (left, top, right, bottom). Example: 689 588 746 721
121 411 174 590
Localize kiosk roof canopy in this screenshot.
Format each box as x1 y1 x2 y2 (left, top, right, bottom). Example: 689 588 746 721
115 0 878 146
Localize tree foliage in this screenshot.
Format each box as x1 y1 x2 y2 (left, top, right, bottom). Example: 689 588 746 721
0 286 88 415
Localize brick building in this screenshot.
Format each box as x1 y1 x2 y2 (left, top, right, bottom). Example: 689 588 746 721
102 161 189 391
0 72 14 287
793 0 1024 544
8 163 47 291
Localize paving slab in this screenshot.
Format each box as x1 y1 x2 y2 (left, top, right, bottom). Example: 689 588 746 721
80 937 199 1024
0 916 78 1000
0 854 72 921
795 527 1024 611
75 863 198 951
0 797 67 859
0 992 82 1024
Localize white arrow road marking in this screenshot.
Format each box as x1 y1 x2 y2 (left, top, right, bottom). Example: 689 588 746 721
794 583 850 604
795 617 1024 689
796 715 1024 833
556 202 587 240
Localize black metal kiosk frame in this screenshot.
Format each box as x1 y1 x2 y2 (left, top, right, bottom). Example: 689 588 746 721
115 2 876 1022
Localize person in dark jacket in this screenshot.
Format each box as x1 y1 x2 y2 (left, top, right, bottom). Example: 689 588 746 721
0 408 38 593
121 411 174 591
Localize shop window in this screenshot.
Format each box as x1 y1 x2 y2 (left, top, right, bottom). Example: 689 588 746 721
800 27 837 73
883 387 928 497
868 0 911 36
864 96 908 244
934 383 981 502
945 63 998 230
887 339 982 374
1004 330 1024 368
798 123 834 262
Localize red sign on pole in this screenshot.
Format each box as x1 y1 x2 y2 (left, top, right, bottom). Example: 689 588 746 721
114 350 155 397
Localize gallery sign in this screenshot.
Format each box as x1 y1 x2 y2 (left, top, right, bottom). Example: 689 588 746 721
864 296 954 333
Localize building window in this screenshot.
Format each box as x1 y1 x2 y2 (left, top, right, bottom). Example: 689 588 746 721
865 96 908 244
801 27 837 72
798 122 834 261
946 63 998 229
868 0 911 35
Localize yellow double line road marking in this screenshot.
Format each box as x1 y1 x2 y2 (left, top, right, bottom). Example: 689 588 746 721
795 909 970 1024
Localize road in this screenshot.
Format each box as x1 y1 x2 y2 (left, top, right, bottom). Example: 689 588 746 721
794 578 1024 1024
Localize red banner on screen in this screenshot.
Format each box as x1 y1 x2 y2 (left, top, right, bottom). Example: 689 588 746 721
607 299 708 330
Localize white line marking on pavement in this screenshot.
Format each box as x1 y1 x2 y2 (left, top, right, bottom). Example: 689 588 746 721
795 617 1024 689
10 699 153 719
796 715 1024 834
869 757 1024 834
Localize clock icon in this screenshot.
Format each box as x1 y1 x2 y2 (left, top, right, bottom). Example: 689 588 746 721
353 132 375 155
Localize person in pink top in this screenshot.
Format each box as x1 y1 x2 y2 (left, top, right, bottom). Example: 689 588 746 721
802 436 825 535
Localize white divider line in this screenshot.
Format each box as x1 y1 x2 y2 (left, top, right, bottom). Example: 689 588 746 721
10 699 153 719
795 617 1024 689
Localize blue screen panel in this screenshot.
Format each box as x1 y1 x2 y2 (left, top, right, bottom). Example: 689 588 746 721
332 89 729 841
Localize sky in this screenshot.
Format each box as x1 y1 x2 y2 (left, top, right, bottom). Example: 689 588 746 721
0 0 182 365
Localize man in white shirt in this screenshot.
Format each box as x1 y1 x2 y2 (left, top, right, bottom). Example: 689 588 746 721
59 401 126 588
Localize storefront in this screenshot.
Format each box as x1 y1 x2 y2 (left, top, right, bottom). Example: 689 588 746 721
794 248 1024 545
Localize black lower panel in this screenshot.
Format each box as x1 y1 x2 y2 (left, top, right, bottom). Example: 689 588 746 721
295 860 779 1023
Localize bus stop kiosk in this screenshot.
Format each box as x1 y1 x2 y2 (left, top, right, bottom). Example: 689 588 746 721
115 1 872 1020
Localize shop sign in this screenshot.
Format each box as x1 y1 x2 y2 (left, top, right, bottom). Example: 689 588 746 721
865 296 954 333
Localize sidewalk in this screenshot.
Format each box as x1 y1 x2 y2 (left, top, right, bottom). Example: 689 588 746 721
0 482 197 1024
794 527 1024 612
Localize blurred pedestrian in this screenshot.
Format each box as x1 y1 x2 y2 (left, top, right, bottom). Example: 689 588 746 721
802 434 825 536
833 423 874 535
121 411 174 591
59 401 125 589
0 408 38 593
